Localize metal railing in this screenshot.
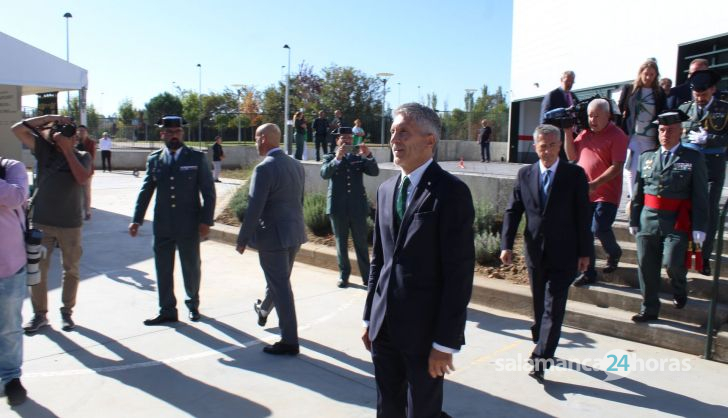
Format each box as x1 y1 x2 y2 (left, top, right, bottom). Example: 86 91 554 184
704 198 728 360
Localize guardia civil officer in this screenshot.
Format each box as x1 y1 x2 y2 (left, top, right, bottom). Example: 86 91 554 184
630 110 708 322
320 126 379 288
129 116 216 325
679 69 728 276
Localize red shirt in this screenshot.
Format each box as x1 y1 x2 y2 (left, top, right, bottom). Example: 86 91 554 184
573 122 628 204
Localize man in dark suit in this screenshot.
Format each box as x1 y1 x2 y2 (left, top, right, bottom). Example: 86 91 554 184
321 126 379 288
500 124 591 384
477 119 492 162
540 71 578 123
541 71 578 161
667 58 709 109
236 123 307 355
130 116 216 325
363 103 474 417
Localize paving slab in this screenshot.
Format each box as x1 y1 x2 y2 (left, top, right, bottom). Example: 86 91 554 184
2 171 728 417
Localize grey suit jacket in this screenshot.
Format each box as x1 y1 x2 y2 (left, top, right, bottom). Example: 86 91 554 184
237 149 308 251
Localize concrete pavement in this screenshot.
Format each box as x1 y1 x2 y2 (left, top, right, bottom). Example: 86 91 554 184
2 170 728 417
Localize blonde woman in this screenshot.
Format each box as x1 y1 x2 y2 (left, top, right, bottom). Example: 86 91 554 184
618 59 667 198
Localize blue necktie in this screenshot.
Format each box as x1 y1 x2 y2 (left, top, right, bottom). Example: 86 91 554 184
541 170 551 204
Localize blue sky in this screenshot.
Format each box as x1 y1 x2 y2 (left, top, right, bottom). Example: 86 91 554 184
4 0 512 116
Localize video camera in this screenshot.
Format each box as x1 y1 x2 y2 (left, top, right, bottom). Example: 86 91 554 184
542 95 620 131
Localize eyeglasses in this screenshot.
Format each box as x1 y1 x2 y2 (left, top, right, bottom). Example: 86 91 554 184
162 128 183 134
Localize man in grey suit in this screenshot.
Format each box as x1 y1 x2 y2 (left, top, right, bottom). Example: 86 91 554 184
236 123 307 355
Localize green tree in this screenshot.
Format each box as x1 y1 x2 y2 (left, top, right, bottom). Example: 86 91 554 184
260 83 286 126
118 98 136 125
61 97 100 130
319 65 382 118
145 92 183 126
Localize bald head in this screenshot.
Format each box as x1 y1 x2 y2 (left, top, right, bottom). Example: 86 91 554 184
255 123 282 156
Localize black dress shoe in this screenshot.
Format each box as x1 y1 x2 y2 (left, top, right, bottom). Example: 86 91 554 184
701 264 711 276
603 255 621 273
253 300 268 327
143 314 178 326
337 279 349 288
189 310 201 322
631 312 658 323
5 378 27 406
528 369 545 384
573 274 596 287
262 341 299 356
673 295 688 309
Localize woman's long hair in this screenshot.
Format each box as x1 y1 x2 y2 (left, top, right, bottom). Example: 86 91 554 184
630 59 660 95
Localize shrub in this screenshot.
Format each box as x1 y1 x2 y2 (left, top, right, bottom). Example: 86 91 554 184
473 201 499 235
475 231 501 266
304 194 332 236
228 182 250 222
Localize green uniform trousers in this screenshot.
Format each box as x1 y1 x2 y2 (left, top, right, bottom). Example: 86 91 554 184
330 214 370 284
636 208 689 316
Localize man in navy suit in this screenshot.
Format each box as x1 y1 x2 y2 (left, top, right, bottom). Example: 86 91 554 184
500 124 591 384
540 71 578 123
363 103 474 418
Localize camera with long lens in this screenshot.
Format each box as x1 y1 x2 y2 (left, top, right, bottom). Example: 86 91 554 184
543 95 621 132
25 228 45 286
543 106 579 129
50 121 77 138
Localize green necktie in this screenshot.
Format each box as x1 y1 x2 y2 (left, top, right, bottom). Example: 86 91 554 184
396 176 410 222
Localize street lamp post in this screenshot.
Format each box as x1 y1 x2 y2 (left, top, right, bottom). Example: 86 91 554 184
397 82 401 106
377 73 394 145
417 85 421 104
197 64 202 148
283 44 291 154
232 84 244 142
465 89 476 141
63 12 72 112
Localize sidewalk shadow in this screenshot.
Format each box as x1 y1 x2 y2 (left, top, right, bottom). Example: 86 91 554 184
104 267 156 292
4 398 59 418
39 208 158 293
44 326 271 418
174 318 374 409
177 317 550 417
543 359 728 416
467 307 598 350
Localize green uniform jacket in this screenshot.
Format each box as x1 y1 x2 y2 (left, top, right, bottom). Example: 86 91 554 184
133 146 216 237
630 145 708 233
679 99 728 152
320 152 379 218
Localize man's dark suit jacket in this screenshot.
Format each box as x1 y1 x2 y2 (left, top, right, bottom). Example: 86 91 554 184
667 83 692 110
364 162 475 353
540 88 578 123
501 161 591 275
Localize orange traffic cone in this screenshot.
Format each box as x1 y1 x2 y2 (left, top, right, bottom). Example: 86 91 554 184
458 157 465 169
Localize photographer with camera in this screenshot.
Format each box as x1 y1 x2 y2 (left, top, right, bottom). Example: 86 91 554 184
320 126 379 288
0 156 29 405
11 115 92 334
564 99 628 286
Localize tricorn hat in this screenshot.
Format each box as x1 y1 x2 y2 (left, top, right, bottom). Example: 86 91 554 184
156 115 187 128
689 70 721 92
652 109 689 125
